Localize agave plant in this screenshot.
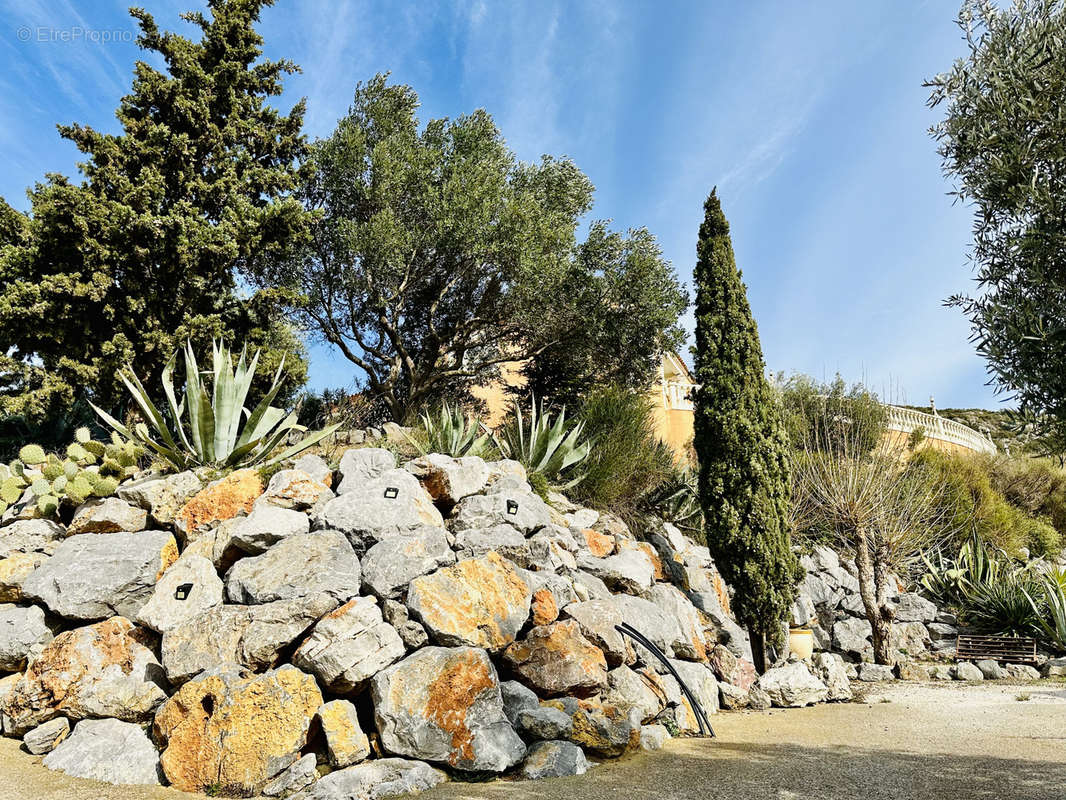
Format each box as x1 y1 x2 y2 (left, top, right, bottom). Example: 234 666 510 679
920 530 1004 607
408 403 496 458
645 466 703 534
1024 567 1066 652
496 398 593 488
91 341 340 471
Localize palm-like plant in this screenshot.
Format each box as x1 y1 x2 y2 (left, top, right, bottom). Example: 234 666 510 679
497 398 593 488
91 341 340 471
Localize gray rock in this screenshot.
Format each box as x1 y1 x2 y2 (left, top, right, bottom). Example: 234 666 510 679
405 454 489 507
566 508 599 529
811 545 840 572
670 660 720 715
832 617 873 662
264 753 318 797
519 740 589 780
294 757 446 800
336 448 396 494
647 584 708 661
451 490 553 535
757 662 829 707
811 652 853 701
828 565 860 594
67 497 147 535
294 454 334 487
42 718 161 785
315 470 444 553
801 572 843 609
717 681 750 710
134 554 223 633
687 590 753 663
229 503 311 554
0 551 49 603
602 665 664 723
577 549 654 595
1004 663 1040 680
293 596 405 693
611 595 676 660
928 664 954 680
161 593 337 684
500 680 540 724
894 592 937 623
21 530 177 620
1043 657 1066 678
640 724 670 752
569 569 613 601
747 686 773 711
117 471 202 527
379 599 429 650
361 527 455 599
934 610 958 625
839 593 866 617
896 662 930 681
515 706 572 741
262 469 335 512
316 699 371 768
372 646 526 772
560 598 633 666
927 622 958 641
226 531 361 604
0 603 52 671
0 519 65 558
857 663 896 682
23 716 70 755
453 524 531 567
953 661 985 681
890 621 931 659
790 592 816 627
527 529 578 572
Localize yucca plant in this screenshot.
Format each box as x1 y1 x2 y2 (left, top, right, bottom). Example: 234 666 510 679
91 341 340 471
960 569 1043 637
408 403 496 458
496 398 593 488
1025 567 1066 652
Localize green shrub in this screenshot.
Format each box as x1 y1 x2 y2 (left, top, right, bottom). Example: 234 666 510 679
1026 568 1066 652
569 387 676 521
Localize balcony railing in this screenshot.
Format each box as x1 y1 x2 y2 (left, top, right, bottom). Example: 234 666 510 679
885 405 997 455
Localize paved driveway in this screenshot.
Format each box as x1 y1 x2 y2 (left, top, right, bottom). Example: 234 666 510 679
1 682 1063 800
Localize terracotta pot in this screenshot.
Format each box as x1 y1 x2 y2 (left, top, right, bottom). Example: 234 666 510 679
788 628 814 660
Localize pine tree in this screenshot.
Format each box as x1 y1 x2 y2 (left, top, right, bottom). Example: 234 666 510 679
0 0 308 422
692 189 800 664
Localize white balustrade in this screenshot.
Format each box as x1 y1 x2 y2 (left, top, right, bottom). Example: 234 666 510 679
885 405 996 455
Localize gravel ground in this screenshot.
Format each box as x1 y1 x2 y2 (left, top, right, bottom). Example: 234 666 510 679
1 681 1063 800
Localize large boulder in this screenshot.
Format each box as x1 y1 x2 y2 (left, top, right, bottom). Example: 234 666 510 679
647 584 707 661
561 599 634 667
264 753 318 798
893 592 937 623
336 448 396 494
0 603 53 671
21 530 178 620
229 503 311 555
602 665 665 723
295 454 334 487
407 552 531 650
610 594 676 660
175 469 263 540
134 554 224 633
225 530 361 604
294 758 446 800
23 716 70 755
0 519 65 558
315 470 444 552
0 552 49 602
43 718 162 785
669 659 720 716
361 527 455 600
708 644 757 692
405 454 489 508
316 699 371 768
293 597 406 693
161 594 337 684
154 664 323 795
811 652 853 701
545 699 635 757
832 617 873 662
890 620 931 659
372 646 526 772
0 617 166 734
453 525 531 568
503 620 608 696
261 469 334 511
514 706 572 741
520 740 589 780
67 497 148 535
576 550 655 595
117 470 202 527
451 490 553 535
757 661 829 707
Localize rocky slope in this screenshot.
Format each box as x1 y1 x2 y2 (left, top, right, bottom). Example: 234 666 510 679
0 447 849 797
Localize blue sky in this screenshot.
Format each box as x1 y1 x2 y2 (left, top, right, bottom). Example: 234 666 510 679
0 0 1003 409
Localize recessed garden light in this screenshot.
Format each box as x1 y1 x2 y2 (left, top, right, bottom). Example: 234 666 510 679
384 486 399 499
174 583 193 601
506 499 519 515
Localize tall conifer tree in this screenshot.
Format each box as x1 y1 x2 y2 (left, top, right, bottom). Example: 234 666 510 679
692 189 800 665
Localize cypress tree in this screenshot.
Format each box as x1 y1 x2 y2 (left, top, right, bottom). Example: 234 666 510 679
692 188 800 665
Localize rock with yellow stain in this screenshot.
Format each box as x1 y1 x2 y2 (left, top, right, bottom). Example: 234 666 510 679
154 663 322 795
261 469 334 511
503 620 608 696
560 599 633 667
406 552 531 651
21 530 177 621
372 646 526 773
174 469 263 540
316 699 370 768
544 698 637 758
0 617 167 735
579 528 614 558
0 551 49 601
530 588 559 626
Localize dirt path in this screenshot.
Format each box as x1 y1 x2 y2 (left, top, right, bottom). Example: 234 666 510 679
1 682 1064 800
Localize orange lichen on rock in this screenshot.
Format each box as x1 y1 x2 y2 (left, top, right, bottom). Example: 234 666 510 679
530 588 559 626
423 649 496 766
503 620 608 696
175 469 263 538
580 528 615 558
711 569 731 617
